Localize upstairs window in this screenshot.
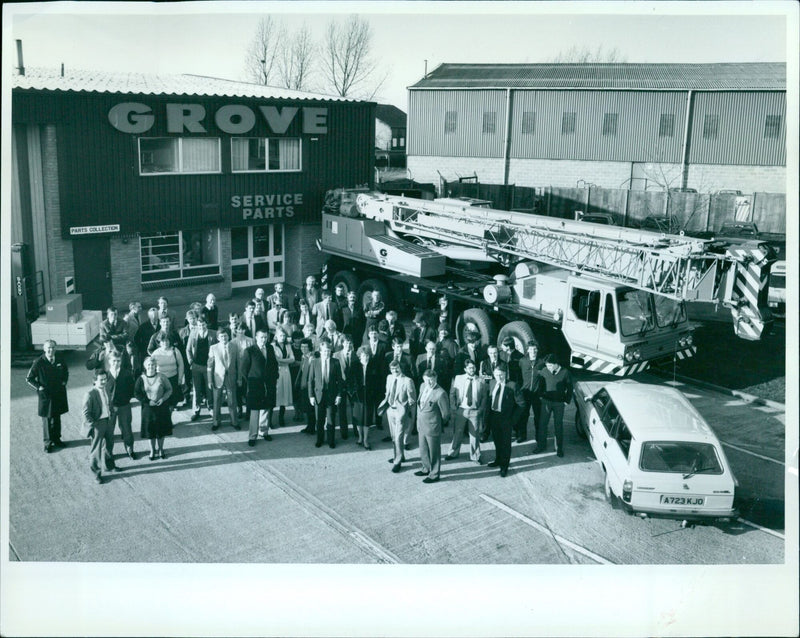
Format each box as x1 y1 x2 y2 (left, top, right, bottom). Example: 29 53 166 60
703 115 719 140
444 111 458 134
231 137 301 172
521 111 536 135
764 115 781 139
482 111 497 134
562 112 577 135
139 138 220 175
659 114 675 137
602 113 618 136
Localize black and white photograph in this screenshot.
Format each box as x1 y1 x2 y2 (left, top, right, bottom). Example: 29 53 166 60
1 1 797 636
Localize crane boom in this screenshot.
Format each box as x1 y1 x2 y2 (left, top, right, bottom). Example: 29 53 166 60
356 193 775 341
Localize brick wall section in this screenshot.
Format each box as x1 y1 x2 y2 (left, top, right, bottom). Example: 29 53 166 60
410 154 786 193
285 223 324 289
109 229 232 310
41 125 74 299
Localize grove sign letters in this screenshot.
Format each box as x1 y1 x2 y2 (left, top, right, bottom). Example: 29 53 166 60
109 102 328 135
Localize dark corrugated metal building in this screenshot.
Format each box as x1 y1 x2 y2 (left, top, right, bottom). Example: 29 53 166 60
407 63 786 193
11 67 375 310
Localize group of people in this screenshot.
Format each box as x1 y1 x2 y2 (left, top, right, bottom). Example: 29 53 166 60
26 277 572 485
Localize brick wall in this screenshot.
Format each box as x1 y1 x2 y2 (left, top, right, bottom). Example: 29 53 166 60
41 125 74 299
109 229 232 310
285 223 324 289
687 164 786 194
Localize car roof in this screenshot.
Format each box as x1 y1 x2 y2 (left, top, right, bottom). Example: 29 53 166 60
603 381 718 440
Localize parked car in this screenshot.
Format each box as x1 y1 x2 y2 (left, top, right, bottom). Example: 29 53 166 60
573 379 738 523
716 221 761 240
768 260 786 319
638 215 682 234
577 212 616 225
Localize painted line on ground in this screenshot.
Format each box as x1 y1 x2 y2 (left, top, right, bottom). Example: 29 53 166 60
480 494 614 565
720 441 785 465
737 517 785 540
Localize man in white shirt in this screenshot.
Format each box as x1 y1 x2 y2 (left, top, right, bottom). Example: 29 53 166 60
81 369 120 484
447 358 487 463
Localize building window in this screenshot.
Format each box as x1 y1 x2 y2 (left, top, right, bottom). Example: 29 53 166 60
562 112 577 135
659 114 675 137
521 111 536 135
444 111 458 134
764 115 782 139
139 138 220 175
140 229 221 283
703 115 719 140
231 137 301 172
399 137 405 147
602 113 618 136
483 111 497 134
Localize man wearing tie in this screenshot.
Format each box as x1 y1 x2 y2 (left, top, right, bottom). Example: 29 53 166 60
296 338 317 435
106 352 137 460
385 360 417 473
240 330 279 446
416 339 452 393
517 340 544 445
413 369 450 483
242 301 266 339
446 358 487 463
308 340 343 449
334 335 359 440
313 290 342 337
486 367 524 477
266 297 286 335
26 339 69 453
207 328 241 432
81 369 119 484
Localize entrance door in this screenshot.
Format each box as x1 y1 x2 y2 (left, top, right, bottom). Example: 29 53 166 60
231 224 285 289
73 236 112 310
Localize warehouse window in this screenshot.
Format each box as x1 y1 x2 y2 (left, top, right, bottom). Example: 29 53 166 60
562 112 577 135
231 137 301 172
602 113 618 136
659 114 675 137
764 115 781 139
482 111 497 134
444 111 458 134
521 111 536 134
139 138 220 175
702 115 719 140
140 229 221 283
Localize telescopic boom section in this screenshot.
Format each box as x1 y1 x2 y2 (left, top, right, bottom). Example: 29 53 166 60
357 194 774 341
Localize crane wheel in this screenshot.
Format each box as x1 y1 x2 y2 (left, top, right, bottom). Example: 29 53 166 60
496 320 536 353
455 308 496 348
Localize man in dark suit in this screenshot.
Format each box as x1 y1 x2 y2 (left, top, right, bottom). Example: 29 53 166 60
486 367 525 477
107 351 137 460
133 307 160 359
341 291 364 343
517 340 544 445
365 325 389 363
435 325 459 361
81 368 118 484
26 339 70 453
308 340 343 449
313 289 343 338
296 338 317 434
413 368 450 483
408 311 436 360
384 337 415 381
334 335 359 440
415 340 452 393
240 330 279 446
241 301 267 339
454 331 487 376
500 336 524 385
99 306 128 350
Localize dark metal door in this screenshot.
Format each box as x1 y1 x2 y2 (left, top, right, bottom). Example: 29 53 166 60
73 237 112 310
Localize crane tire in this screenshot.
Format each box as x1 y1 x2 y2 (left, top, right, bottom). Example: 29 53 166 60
497 320 536 353
455 308 495 347
331 270 361 296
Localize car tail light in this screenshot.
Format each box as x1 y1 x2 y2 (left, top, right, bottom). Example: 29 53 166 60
622 479 633 503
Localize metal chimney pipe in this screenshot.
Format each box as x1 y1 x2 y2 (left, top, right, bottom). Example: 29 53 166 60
16 39 25 76
424 59 428 78
61 63 64 77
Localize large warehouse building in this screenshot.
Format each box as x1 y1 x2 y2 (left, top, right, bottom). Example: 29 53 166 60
11 67 375 311
407 63 786 194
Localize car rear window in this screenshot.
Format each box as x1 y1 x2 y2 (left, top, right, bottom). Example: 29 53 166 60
639 441 723 475
770 274 785 289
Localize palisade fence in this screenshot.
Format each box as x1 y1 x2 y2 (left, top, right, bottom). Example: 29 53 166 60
442 181 786 234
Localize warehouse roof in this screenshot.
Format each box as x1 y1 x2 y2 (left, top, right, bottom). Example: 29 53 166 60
376 104 407 127
12 66 359 102
410 62 786 91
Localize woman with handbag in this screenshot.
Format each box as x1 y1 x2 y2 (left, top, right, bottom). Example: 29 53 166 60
134 357 174 460
150 333 184 410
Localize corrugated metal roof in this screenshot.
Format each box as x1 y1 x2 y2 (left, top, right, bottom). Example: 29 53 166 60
376 104 407 127
12 66 361 102
410 63 786 90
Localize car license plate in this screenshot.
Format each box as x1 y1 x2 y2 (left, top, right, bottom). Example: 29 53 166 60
659 495 704 506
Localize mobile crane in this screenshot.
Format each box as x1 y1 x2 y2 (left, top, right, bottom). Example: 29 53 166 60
319 190 775 376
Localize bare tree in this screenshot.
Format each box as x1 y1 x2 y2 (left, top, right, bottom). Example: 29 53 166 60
278 23 316 90
245 17 284 85
550 45 628 63
322 15 386 98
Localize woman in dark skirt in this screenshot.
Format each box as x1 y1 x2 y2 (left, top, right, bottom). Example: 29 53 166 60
134 356 173 460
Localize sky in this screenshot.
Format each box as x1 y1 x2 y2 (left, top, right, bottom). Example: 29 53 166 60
4 1 793 111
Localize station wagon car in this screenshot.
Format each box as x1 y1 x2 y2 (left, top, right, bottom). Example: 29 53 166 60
574 380 738 522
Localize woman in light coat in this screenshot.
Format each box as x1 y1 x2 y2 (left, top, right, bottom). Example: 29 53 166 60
272 327 295 428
